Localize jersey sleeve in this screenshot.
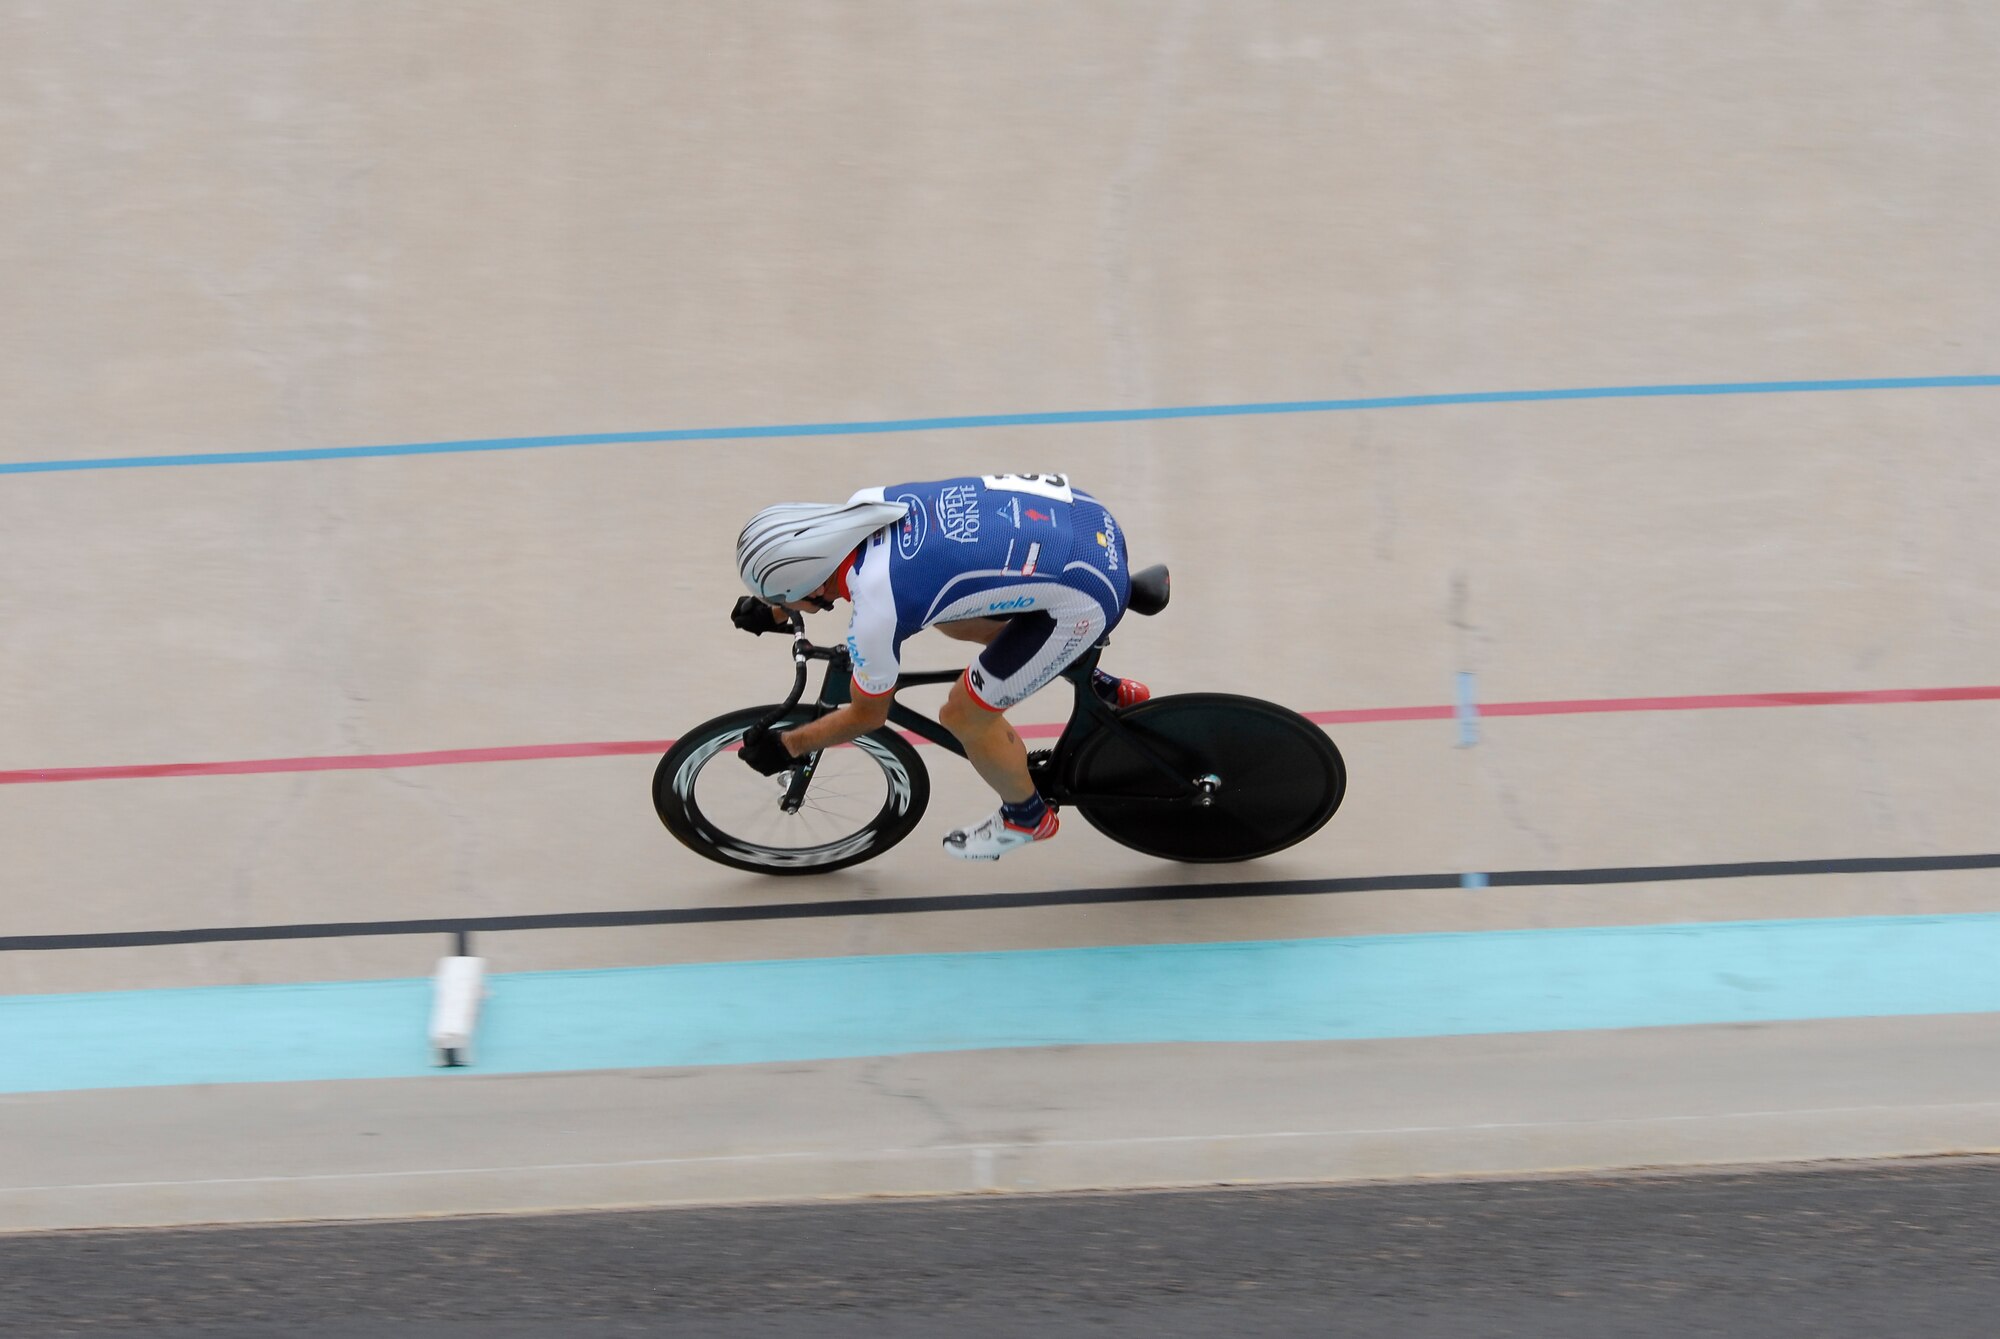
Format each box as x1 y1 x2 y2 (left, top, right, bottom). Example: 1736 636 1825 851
844 533 902 697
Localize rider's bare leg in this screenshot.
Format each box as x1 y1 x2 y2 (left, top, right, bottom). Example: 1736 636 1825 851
938 682 1035 805
932 617 1035 803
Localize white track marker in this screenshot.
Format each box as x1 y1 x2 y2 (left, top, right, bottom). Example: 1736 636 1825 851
428 955 488 1067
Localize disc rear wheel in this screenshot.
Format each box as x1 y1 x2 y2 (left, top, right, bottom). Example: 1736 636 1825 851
1065 693 1345 862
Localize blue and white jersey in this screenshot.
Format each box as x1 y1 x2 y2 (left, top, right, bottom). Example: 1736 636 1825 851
840 474 1131 697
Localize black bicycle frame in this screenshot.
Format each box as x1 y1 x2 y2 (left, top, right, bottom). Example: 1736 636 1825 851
764 616 1198 809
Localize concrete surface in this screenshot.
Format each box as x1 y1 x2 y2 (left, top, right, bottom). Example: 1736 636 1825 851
5 1015 1999 1231
2 1 1998 1228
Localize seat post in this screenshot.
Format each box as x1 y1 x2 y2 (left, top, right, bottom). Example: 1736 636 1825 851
1059 641 1105 685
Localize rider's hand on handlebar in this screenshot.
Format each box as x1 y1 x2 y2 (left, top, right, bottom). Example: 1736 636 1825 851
731 595 787 635
738 724 796 775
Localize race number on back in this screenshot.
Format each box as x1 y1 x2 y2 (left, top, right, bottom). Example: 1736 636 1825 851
979 473 1074 503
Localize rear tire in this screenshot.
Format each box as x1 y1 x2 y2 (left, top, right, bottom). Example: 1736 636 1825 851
654 705 930 875
1065 693 1345 862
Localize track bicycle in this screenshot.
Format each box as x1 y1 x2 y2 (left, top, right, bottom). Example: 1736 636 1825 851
654 564 1346 875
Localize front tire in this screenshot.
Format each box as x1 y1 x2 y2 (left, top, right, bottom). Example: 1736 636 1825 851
654 705 931 875
1064 693 1345 862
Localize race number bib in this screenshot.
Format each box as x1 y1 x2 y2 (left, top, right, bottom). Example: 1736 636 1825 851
980 473 1074 503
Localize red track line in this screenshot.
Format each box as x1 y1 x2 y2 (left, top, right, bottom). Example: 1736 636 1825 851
0 740 673 786
3 685 1995 787
1475 685 2000 717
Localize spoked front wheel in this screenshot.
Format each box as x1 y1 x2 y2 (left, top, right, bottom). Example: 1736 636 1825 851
1064 693 1345 862
654 705 931 874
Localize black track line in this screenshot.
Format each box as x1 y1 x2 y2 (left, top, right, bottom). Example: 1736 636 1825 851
4 852 1995 952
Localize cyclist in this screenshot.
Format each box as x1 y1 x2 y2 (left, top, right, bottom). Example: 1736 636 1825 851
730 473 1149 860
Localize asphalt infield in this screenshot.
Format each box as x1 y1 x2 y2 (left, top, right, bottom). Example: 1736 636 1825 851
4 1159 1998 1337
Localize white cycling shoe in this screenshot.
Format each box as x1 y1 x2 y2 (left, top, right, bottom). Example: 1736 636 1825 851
942 808 1060 861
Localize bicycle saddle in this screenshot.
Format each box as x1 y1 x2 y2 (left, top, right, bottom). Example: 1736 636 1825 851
1128 564 1171 616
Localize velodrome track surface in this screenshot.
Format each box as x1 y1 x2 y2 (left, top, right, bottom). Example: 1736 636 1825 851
5 2 2000 1234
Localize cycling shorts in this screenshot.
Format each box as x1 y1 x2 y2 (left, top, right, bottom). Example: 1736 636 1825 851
961 492 1131 711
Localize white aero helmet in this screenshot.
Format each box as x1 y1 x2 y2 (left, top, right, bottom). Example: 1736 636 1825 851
736 497 911 604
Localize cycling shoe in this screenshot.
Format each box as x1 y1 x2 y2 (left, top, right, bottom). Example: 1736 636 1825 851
942 808 1060 861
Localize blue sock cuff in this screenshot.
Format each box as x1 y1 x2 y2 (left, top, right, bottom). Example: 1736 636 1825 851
1000 792 1049 827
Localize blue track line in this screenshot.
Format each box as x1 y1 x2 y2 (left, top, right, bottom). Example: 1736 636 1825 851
8 913 2000 1094
5 375 1997 475
1455 671 1481 747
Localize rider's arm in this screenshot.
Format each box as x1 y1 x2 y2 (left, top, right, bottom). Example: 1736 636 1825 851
777 683 891 757
777 533 900 757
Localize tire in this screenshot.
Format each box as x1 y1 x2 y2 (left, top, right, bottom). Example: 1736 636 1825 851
1064 693 1345 862
654 705 930 875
